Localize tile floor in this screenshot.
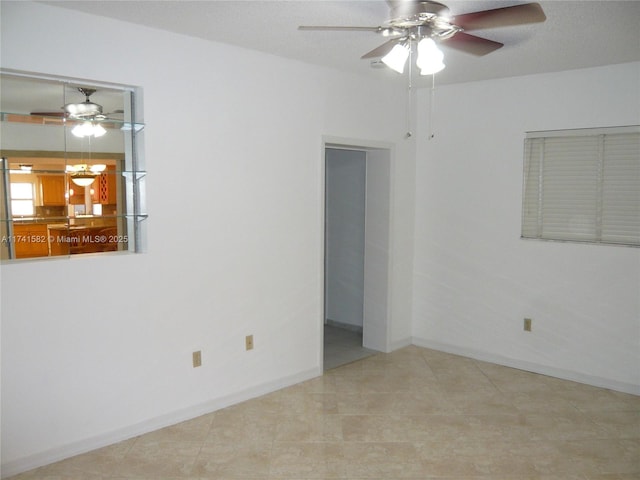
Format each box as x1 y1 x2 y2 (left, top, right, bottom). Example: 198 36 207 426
8 345 640 479
323 324 377 370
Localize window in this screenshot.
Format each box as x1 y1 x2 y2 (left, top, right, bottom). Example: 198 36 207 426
10 182 34 216
522 126 640 246
0 71 146 261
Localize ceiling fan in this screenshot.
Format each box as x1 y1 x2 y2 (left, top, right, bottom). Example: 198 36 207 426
31 87 123 137
299 1 546 74
63 88 109 119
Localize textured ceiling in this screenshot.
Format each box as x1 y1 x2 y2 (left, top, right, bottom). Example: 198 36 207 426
32 0 640 86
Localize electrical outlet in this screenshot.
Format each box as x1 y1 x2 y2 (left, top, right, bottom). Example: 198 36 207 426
192 350 202 367
524 318 532 332
245 335 254 351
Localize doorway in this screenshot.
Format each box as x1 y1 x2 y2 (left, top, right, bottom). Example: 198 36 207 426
323 142 392 370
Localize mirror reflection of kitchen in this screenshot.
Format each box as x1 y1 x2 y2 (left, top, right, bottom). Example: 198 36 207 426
1 73 129 260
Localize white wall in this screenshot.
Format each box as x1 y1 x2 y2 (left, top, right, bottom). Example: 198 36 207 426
413 62 640 394
0 2 416 475
325 148 366 329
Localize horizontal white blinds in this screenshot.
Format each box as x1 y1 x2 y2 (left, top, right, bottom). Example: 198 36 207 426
522 127 640 246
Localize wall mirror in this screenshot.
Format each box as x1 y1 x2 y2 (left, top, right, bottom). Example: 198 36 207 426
0 71 146 261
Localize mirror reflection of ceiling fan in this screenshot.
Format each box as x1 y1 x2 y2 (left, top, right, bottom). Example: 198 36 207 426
31 87 124 138
299 1 546 74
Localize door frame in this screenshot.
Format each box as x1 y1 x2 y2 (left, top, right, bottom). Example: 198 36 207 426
320 136 395 369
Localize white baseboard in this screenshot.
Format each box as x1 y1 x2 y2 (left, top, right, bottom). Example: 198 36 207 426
1 367 321 479
412 336 640 396
325 318 363 333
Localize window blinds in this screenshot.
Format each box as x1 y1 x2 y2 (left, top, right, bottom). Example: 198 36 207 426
522 126 640 246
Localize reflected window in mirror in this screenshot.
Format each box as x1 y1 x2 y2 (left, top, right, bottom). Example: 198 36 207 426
10 182 35 216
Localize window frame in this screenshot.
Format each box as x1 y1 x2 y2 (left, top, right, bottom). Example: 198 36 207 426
521 125 640 248
9 181 35 216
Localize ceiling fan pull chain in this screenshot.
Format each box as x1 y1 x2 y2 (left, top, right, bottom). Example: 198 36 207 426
428 73 436 140
405 40 413 139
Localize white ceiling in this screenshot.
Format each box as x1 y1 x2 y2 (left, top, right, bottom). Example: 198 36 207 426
32 0 640 86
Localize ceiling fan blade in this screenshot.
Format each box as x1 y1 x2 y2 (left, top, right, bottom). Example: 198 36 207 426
442 32 503 56
298 26 381 32
453 3 546 31
30 111 66 117
361 38 402 59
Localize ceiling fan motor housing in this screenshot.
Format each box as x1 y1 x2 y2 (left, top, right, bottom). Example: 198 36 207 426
388 1 449 27
64 87 103 118
386 1 460 40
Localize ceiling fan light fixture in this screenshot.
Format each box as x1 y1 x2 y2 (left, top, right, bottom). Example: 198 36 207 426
91 123 107 137
417 37 445 75
382 43 410 73
71 121 107 138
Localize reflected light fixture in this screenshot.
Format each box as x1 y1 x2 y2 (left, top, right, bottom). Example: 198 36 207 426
9 164 34 175
67 164 106 187
65 88 108 138
70 174 97 187
71 121 107 138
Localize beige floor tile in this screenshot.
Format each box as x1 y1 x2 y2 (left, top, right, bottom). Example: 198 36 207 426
270 442 344 478
341 414 413 442
559 385 640 414
126 438 203 458
276 391 339 415
522 439 639 476
333 372 407 394
135 415 214 443
391 389 464 414
341 442 424 478
7 345 640 480
417 438 541 477
587 475 640 480
114 453 198 478
503 389 581 414
29 451 122 478
586 410 640 439
409 413 534 444
206 410 277 444
275 413 343 442
293 374 338 394
358 354 434 375
446 389 521 415
192 442 271 477
5 473 104 480
337 390 454 415
521 411 612 441
477 366 555 394
335 392 398 415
